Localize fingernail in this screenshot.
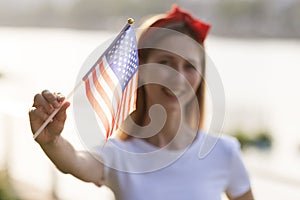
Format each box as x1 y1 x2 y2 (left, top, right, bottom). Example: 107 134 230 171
57 95 65 101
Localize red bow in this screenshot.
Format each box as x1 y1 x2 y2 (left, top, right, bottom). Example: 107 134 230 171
149 5 211 44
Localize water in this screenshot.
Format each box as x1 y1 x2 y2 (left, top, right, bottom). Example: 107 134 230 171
0 27 299 199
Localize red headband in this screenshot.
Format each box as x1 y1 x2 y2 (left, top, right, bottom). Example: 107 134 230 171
148 5 211 44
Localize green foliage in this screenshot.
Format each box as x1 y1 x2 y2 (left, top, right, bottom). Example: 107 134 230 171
0 170 20 200
230 129 272 150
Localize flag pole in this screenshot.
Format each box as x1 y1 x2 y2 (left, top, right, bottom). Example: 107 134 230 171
33 18 135 140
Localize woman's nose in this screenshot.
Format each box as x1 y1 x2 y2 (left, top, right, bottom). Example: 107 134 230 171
167 64 186 85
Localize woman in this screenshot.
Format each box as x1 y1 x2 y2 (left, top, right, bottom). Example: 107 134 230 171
29 6 254 200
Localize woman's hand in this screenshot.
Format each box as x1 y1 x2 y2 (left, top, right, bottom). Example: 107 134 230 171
29 90 70 145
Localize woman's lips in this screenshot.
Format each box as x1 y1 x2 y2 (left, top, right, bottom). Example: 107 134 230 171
162 87 184 98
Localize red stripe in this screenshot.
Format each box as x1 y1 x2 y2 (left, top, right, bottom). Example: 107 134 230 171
123 82 132 119
127 78 134 115
112 100 121 131
98 60 121 138
132 74 138 111
85 78 111 137
99 61 120 103
92 65 116 128
115 88 126 130
125 76 136 116
115 74 138 129
120 86 128 125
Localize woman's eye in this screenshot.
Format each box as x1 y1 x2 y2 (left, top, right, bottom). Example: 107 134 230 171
158 60 170 65
185 63 196 70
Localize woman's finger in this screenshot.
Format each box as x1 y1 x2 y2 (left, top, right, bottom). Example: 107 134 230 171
33 93 54 114
29 107 50 123
54 101 70 122
42 90 61 109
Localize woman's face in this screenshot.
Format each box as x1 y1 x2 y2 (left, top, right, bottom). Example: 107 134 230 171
141 34 203 112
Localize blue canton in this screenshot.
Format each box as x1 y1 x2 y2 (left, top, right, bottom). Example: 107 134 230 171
106 27 138 91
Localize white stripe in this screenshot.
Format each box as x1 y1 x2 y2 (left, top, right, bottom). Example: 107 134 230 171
103 57 123 113
126 75 136 115
129 74 138 113
123 83 131 118
116 73 137 127
103 57 122 96
95 65 113 98
95 114 107 137
116 90 126 128
85 76 107 137
95 64 118 114
88 75 113 125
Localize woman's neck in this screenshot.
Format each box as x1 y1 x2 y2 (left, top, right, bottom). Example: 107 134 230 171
143 109 197 150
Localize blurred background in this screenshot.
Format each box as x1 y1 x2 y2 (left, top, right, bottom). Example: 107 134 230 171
0 0 299 199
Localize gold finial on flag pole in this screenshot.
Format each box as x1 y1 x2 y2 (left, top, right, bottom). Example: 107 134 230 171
128 18 134 25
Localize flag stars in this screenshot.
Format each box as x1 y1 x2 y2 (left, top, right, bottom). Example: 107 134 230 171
105 27 138 91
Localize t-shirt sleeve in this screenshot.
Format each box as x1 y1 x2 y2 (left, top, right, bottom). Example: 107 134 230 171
225 138 251 198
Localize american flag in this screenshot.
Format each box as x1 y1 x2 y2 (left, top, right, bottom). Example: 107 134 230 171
82 25 138 139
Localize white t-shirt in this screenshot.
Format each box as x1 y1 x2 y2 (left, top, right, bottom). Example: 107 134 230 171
95 132 251 200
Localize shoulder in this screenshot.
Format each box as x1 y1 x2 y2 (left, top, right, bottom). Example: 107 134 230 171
197 132 241 159
203 132 240 149
216 134 240 151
